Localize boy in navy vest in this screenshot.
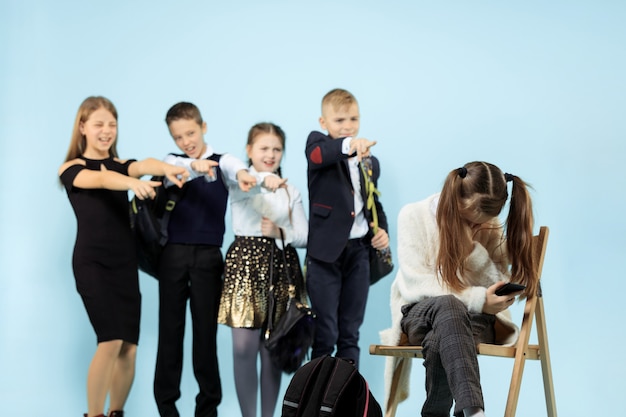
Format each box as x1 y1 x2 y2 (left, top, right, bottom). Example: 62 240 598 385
305 89 390 368
154 102 256 417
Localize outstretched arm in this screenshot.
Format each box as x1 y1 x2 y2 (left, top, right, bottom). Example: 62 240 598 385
59 161 163 199
305 131 348 169
127 158 189 188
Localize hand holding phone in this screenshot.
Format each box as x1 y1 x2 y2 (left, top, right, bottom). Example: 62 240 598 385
495 282 526 296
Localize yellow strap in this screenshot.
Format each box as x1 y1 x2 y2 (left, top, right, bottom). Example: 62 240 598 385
359 162 381 234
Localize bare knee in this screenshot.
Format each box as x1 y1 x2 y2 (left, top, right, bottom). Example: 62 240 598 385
97 340 124 358
119 342 137 358
96 340 136 363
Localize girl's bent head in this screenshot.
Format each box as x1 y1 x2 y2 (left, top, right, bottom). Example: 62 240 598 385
436 161 536 296
454 162 509 221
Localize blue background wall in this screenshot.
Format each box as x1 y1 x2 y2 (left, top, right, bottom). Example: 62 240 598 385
1 1 624 415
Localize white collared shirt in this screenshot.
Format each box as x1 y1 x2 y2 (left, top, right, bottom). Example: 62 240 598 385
342 137 369 239
229 166 308 249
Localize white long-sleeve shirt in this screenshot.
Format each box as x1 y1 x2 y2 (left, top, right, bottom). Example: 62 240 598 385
163 145 247 186
229 166 308 249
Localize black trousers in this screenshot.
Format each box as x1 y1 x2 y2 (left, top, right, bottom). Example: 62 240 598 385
306 238 370 368
400 295 496 417
154 244 224 417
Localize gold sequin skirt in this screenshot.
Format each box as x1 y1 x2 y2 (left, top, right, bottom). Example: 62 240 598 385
218 236 307 329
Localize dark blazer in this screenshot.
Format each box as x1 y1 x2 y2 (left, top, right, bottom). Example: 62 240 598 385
305 131 388 263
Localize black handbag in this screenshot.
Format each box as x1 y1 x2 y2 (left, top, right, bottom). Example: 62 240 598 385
359 158 394 285
369 245 394 285
263 230 316 373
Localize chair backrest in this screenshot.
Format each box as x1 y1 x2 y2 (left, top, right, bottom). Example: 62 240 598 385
532 226 549 296
504 226 548 355
467 226 549 359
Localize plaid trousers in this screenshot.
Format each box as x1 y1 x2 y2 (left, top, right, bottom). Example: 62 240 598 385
400 295 496 417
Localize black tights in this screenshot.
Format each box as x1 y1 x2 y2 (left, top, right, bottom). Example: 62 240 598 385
231 328 282 417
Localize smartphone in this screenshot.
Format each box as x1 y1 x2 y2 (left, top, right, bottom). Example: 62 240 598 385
495 283 526 296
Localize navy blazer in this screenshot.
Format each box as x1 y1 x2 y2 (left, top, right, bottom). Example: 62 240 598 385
305 131 388 263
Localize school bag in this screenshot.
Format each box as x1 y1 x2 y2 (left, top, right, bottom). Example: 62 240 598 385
129 175 182 278
281 355 383 417
129 153 221 278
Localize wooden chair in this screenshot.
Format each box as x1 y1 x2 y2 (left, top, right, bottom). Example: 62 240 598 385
369 226 556 417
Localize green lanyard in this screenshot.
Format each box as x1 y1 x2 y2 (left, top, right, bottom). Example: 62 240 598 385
359 160 381 234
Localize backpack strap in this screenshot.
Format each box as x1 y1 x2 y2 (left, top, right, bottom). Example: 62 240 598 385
319 358 358 416
282 356 330 417
157 182 182 246
157 153 222 245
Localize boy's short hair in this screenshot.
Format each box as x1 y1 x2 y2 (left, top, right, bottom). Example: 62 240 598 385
321 88 358 112
165 102 203 126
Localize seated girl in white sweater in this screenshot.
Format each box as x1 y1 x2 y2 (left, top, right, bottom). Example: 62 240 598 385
380 161 537 417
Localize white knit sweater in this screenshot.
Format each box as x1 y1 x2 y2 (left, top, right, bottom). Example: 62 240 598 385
379 194 519 407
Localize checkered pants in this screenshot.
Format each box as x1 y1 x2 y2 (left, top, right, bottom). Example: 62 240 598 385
400 295 496 417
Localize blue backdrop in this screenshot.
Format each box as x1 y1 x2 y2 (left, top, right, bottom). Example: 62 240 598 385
1 1 624 416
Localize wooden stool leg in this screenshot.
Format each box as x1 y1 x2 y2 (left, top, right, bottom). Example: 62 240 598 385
385 357 406 417
535 297 557 416
503 294 538 416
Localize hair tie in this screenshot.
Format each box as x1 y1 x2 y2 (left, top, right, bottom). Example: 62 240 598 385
457 167 467 178
504 173 514 182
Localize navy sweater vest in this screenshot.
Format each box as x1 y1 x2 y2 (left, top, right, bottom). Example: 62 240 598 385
167 154 228 246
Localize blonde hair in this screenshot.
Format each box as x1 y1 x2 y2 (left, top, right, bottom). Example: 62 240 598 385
63 96 119 162
321 88 358 112
436 161 537 297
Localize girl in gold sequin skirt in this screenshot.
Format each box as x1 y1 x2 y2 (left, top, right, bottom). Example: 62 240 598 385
217 123 308 417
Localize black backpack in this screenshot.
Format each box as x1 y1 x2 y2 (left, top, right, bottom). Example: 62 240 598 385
129 153 222 278
281 356 383 417
129 176 183 278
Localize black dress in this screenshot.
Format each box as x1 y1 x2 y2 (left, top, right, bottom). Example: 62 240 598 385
60 156 140 344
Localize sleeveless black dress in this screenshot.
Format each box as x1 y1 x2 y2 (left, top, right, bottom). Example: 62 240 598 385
60 156 140 344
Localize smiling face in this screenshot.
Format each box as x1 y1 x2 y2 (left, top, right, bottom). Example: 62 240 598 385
246 132 284 173
319 102 360 139
79 107 117 158
168 118 207 159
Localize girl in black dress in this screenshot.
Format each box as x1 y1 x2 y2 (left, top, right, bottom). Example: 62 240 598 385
59 96 188 417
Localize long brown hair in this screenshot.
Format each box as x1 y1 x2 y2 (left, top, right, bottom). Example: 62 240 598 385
63 96 119 162
436 161 537 297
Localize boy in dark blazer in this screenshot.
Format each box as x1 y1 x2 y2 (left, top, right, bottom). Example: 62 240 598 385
304 88 389 368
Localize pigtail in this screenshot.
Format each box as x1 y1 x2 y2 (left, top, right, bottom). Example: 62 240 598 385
436 168 473 291
436 162 538 297
505 174 537 298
